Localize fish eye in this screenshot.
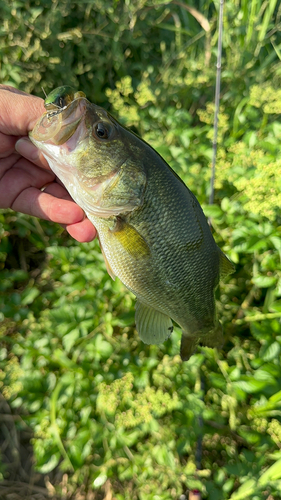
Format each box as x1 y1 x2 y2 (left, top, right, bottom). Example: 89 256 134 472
93 122 113 140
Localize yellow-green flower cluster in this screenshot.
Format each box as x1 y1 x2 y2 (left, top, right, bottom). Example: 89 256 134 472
235 159 281 219
106 76 140 125
97 371 180 428
97 372 134 417
267 419 281 446
249 84 281 114
216 141 281 220
0 354 23 399
106 74 157 127
197 103 229 142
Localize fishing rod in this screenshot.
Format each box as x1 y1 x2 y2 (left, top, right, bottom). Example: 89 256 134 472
189 2 224 499
209 0 224 206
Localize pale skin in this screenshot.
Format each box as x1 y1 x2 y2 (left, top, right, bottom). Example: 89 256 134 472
0 85 96 242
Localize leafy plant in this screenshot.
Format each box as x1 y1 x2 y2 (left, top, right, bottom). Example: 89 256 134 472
1 0 281 499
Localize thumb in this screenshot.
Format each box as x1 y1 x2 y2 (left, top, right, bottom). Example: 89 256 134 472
0 85 45 136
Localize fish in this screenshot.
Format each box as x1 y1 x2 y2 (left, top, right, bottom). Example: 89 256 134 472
29 86 234 361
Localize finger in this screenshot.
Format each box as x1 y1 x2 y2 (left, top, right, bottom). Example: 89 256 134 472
0 85 30 96
0 134 18 157
0 158 55 208
38 181 96 241
0 88 45 136
42 181 73 200
43 182 97 242
0 153 93 228
15 138 49 169
12 186 86 224
66 217 97 243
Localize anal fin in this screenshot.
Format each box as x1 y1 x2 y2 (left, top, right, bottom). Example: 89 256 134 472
135 301 173 345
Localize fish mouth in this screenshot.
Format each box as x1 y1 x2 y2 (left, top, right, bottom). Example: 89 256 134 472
30 97 88 146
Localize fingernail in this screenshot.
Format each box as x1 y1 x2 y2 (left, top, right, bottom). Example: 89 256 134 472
15 138 39 161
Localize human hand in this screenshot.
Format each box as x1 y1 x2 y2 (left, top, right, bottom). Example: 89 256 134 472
0 85 96 242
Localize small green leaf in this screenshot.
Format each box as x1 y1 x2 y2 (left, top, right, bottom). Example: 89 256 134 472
62 328 80 353
36 453 60 474
93 473 107 488
260 341 280 362
229 478 255 500
253 275 277 288
259 458 281 485
21 287 40 306
202 204 223 218
233 378 268 393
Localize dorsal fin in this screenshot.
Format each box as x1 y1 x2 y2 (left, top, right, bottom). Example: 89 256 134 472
219 250 235 279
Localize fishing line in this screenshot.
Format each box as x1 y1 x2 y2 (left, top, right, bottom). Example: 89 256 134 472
209 0 224 206
191 4 224 499
41 86 47 98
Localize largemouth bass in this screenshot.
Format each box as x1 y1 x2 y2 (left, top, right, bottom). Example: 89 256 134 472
30 86 234 360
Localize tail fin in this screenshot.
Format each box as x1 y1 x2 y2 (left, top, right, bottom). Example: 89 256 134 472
180 322 224 361
180 335 199 361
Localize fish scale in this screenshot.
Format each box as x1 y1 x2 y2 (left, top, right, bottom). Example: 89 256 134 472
30 86 234 361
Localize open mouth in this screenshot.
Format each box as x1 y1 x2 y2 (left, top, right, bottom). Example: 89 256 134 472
30 98 88 145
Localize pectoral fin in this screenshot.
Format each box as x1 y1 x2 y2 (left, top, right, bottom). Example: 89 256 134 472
135 301 173 345
111 219 150 259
